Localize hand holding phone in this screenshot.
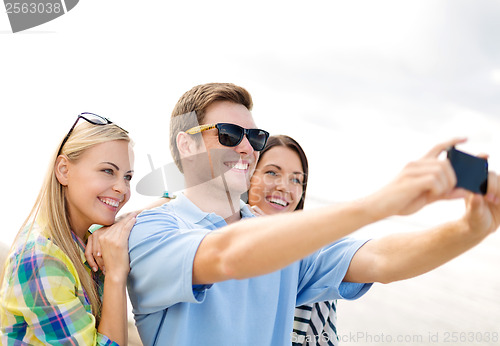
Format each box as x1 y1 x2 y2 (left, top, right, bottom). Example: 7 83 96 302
447 147 488 195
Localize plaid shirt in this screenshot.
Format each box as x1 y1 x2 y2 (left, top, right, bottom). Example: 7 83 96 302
0 224 118 345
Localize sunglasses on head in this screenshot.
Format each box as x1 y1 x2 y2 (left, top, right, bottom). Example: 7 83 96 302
185 123 269 151
57 112 127 156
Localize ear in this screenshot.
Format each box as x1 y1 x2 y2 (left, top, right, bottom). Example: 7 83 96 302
177 132 201 161
54 155 70 186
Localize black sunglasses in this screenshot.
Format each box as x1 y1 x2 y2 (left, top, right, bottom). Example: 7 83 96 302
57 112 127 156
185 123 269 151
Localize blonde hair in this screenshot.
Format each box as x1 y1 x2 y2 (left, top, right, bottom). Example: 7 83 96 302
4 120 130 325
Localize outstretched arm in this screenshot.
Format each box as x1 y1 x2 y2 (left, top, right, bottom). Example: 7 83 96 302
192 138 471 285
344 168 500 284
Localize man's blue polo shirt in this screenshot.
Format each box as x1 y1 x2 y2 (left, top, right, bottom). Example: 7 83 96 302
128 194 372 346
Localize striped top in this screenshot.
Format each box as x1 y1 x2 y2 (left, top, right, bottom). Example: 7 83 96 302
0 224 117 345
293 301 338 346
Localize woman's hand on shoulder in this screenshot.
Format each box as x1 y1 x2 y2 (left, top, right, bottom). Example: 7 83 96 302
248 205 266 216
99 212 137 280
85 212 137 276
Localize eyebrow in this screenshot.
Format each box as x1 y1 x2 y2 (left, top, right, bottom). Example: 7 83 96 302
101 162 134 174
265 164 282 171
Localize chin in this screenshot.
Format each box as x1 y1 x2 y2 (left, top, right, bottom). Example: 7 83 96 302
261 205 281 215
227 179 251 195
94 216 116 226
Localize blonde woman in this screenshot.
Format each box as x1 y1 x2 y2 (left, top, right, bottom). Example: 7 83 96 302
0 113 135 345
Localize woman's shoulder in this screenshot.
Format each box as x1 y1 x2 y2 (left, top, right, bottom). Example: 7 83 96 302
8 223 68 268
2 225 81 307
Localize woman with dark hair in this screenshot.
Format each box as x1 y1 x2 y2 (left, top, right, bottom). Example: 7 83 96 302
248 135 308 212
248 135 338 346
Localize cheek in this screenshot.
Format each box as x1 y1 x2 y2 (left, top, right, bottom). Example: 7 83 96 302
252 174 272 192
249 175 265 203
68 177 93 197
291 186 304 204
124 190 132 204
65 180 98 213
296 185 304 197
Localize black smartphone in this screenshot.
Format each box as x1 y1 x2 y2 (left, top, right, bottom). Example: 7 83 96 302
446 147 488 195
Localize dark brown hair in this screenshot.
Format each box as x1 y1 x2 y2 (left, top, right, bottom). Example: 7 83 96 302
170 83 253 172
259 135 309 210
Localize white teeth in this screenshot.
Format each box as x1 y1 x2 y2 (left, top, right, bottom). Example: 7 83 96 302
268 197 288 207
99 198 119 207
230 162 248 170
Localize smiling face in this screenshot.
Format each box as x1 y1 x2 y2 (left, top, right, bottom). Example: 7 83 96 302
62 140 134 234
248 146 305 214
192 101 260 195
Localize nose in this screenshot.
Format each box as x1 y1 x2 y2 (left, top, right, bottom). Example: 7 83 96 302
113 177 129 195
275 175 289 192
235 134 255 156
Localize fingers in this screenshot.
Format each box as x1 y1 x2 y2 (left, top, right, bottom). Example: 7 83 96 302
99 214 136 274
115 210 139 223
85 212 137 276
423 137 467 159
85 235 99 272
486 171 500 204
402 159 457 197
92 229 105 271
412 138 478 198
119 213 137 239
248 205 265 216
445 187 469 200
94 251 104 272
387 154 461 216
100 215 135 246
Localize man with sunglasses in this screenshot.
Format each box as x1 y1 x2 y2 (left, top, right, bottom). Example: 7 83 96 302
126 83 500 346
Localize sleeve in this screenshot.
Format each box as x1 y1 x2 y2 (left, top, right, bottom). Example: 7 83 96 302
296 237 373 306
127 208 212 315
2 244 117 346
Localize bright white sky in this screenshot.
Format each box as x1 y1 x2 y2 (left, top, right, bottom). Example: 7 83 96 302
1 0 500 247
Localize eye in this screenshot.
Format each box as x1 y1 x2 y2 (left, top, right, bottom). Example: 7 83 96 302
102 168 114 175
291 177 302 184
265 170 277 176
124 174 133 182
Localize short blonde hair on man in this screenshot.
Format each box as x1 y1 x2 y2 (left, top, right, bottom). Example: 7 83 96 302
170 83 253 172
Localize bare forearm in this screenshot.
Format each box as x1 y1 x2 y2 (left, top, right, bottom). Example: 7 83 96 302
194 199 379 284
346 219 486 284
193 138 480 284
98 275 128 345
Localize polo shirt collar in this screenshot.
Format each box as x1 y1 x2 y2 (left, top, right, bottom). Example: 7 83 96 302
239 202 255 219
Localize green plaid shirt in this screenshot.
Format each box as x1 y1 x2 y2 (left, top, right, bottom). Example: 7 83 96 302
0 224 118 345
